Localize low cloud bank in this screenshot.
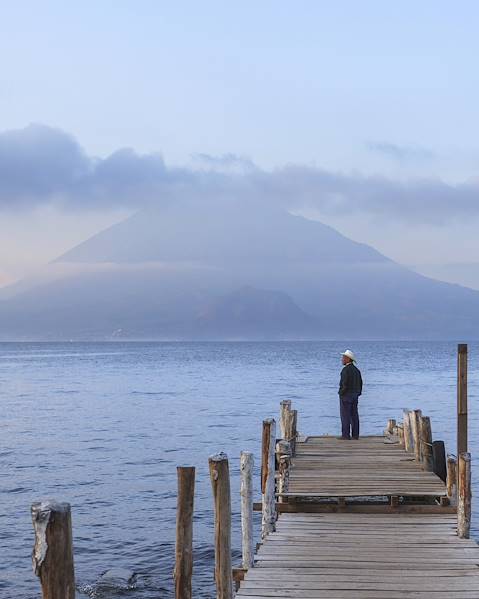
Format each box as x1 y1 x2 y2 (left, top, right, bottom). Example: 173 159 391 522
0 123 478 224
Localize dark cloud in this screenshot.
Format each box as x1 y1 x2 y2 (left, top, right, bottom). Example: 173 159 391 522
367 141 435 163
0 124 478 224
0 124 187 209
250 165 479 224
0 124 90 206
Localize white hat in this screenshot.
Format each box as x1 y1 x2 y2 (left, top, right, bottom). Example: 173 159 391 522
341 349 356 362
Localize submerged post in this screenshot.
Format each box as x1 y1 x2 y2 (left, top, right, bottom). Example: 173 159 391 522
261 418 276 538
209 453 233 599
420 416 433 472
31 500 75 599
457 452 472 539
446 455 457 505
279 400 292 439
457 344 468 458
240 451 254 570
175 466 195 599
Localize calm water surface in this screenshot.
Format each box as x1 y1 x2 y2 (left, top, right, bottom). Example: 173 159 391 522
0 341 477 598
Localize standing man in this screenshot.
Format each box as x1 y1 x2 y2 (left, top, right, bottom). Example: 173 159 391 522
338 350 362 440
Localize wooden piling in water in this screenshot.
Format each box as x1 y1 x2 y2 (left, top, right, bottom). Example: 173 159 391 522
175 466 195 599
457 452 472 539
402 410 413 452
240 451 254 570
276 439 292 503
386 418 396 435
279 400 292 439
288 409 298 455
410 409 423 462
457 344 468 458
446 454 457 505
420 416 433 472
209 453 233 599
397 423 404 447
31 500 75 599
261 418 276 538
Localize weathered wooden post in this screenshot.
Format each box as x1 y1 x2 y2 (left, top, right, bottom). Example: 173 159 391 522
398 424 405 448
31 500 75 599
457 344 468 458
276 439 292 503
289 409 298 455
386 419 396 435
279 400 292 439
261 418 276 538
457 452 471 539
410 409 423 462
420 416 433 472
209 453 233 599
240 451 254 570
402 410 413 452
175 466 195 599
446 455 457 505
432 440 447 482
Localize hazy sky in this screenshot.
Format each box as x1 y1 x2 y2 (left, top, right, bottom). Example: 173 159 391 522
1 1 479 287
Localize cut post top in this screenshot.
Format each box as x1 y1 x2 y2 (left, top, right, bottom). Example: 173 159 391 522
31 500 71 516
209 452 229 463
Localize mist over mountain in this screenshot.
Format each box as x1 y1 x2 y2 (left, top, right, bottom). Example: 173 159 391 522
57 198 387 266
0 198 478 340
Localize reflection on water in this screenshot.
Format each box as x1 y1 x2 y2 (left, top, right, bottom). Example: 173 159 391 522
0 341 477 598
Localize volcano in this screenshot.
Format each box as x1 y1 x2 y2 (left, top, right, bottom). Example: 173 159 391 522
0 199 478 339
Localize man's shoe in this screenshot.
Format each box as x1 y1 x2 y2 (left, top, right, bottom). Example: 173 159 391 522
336 436 350 440
352 437 359 440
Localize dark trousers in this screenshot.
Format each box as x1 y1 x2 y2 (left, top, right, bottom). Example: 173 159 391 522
339 394 360 439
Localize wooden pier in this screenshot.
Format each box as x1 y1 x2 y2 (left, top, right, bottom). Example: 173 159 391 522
234 345 475 599
237 433 476 598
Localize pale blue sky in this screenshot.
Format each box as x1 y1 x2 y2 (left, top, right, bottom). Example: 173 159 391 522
1 1 478 177
0 1 478 286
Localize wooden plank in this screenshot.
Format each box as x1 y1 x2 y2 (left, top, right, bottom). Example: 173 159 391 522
240 580 479 591
253 502 457 514
238 592 479 598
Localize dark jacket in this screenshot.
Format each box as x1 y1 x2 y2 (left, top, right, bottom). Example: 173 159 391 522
339 363 363 397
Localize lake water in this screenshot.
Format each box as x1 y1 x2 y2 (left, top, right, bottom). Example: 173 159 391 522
0 341 477 598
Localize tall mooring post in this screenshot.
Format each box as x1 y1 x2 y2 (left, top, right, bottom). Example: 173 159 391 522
458 452 472 538
175 466 195 599
457 344 468 458
261 418 277 538
279 400 292 439
240 451 254 570
209 453 233 599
